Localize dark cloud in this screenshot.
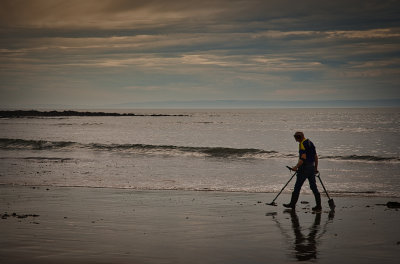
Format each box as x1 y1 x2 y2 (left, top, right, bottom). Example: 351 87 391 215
1 0 399 32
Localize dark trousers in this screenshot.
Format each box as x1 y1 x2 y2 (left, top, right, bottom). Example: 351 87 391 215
290 165 321 206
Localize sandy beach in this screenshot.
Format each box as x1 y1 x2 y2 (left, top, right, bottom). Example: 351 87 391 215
0 185 399 264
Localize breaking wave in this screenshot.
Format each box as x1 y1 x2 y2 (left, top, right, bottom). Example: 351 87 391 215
320 155 400 162
0 138 399 162
0 138 278 158
0 138 76 150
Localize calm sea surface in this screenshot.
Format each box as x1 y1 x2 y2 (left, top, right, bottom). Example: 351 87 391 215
0 108 399 197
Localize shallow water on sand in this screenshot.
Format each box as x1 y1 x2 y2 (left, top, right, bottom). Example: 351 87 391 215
1 186 399 264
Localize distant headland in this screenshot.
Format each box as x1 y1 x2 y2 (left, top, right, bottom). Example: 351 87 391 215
0 110 189 118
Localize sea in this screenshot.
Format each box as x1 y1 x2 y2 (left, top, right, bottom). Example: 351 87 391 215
0 108 399 197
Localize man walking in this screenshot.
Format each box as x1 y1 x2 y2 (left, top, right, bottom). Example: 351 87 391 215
284 132 321 211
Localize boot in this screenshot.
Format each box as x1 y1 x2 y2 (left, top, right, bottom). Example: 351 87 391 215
283 203 295 209
283 192 299 209
312 193 322 211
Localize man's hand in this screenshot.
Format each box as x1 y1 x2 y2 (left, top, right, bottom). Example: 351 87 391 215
291 166 298 171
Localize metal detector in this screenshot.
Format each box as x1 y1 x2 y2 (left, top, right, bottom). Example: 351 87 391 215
266 166 296 206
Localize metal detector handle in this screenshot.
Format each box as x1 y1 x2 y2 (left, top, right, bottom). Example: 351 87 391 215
286 166 293 171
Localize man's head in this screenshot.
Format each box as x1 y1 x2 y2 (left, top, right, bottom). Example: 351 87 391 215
294 131 305 142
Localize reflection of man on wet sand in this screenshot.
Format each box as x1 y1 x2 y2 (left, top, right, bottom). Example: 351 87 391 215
290 210 320 261
271 210 334 262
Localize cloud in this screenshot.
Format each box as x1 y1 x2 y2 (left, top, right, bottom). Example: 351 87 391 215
273 88 339 97
326 28 400 39
0 0 399 106
0 0 222 31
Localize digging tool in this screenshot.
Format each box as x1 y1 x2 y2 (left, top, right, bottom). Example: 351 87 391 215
316 172 336 210
266 167 297 206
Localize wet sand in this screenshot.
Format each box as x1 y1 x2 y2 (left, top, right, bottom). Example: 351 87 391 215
1 185 399 264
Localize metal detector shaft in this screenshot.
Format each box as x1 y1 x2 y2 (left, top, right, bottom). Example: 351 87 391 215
270 170 297 204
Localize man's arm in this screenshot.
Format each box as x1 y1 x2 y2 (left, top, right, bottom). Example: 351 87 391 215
315 154 319 173
292 153 306 171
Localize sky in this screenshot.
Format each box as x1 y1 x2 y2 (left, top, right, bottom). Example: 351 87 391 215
0 0 399 108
